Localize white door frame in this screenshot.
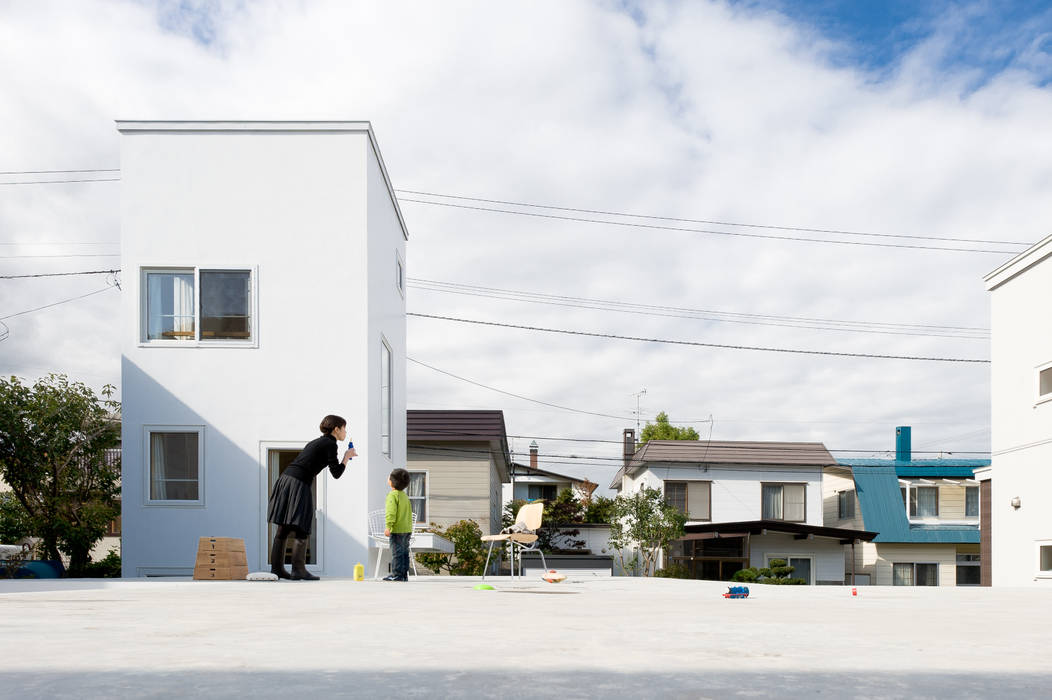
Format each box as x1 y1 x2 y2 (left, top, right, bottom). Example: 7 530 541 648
259 441 326 573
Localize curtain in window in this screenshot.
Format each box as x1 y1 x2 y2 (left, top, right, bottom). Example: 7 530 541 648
965 487 979 517
147 272 194 340
783 484 806 521
200 271 250 338
915 487 938 517
916 563 938 586
892 563 913 586
790 557 811 584
687 482 710 520
408 472 426 523
665 482 687 514
762 485 782 519
150 433 167 500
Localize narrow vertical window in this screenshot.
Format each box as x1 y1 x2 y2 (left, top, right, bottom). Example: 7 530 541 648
407 471 427 523
965 487 979 517
380 338 392 458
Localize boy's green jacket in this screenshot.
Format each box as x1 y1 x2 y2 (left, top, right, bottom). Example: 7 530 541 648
385 489 413 533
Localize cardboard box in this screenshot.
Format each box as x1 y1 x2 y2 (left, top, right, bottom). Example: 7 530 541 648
193 537 248 580
193 565 249 581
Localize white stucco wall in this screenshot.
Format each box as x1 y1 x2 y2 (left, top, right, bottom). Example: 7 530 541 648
986 237 1052 586
118 122 407 578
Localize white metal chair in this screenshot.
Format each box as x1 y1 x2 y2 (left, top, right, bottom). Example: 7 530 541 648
368 507 419 579
480 501 548 580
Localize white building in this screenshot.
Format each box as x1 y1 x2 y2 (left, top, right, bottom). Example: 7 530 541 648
610 430 875 583
983 233 1052 586
118 121 407 578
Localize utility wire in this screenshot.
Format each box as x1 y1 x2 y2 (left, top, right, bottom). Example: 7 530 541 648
0 253 121 259
0 269 119 280
0 285 117 321
396 189 1034 247
0 169 120 175
397 198 1022 254
409 278 989 339
0 178 120 186
408 312 991 363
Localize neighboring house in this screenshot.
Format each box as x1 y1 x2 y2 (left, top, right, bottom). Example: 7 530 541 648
833 427 987 587
119 121 408 578
984 232 1052 586
611 429 876 583
505 441 597 503
406 410 511 535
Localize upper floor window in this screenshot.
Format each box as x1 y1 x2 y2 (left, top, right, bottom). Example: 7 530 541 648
965 486 979 517
665 481 711 521
1039 365 1052 402
395 253 405 297
762 483 805 522
142 267 254 343
908 486 939 518
838 489 856 519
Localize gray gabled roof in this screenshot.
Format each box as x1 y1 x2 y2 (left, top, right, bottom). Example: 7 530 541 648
610 440 837 490
407 410 511 482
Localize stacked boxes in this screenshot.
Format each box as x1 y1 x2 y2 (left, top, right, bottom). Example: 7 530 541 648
193 537 249 580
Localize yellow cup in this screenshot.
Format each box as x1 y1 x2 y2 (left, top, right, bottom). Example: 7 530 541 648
353 562 364 581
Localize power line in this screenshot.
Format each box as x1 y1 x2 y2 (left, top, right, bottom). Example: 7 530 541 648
0 178 120 186
408 312 991 363
0 285 117 321
397 198 1022 254
395 189 1034 247
0 269 119 280
409 277 989 339
0 254 121 260
0 169 120 175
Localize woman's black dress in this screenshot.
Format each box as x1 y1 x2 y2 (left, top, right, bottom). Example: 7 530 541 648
267 433 346 534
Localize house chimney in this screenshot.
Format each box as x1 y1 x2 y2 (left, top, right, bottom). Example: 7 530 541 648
895 426 911 462
529 440 538 469
623 428 636 468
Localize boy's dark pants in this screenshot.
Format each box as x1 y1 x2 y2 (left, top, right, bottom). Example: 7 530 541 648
390 532 411 580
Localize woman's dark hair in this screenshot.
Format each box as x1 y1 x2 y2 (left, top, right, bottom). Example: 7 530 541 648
319 414 347 435
389 468 410 491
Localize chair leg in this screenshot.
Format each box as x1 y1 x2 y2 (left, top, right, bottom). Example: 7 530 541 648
409 545 418 577
373 544 384 581
538 548 548 573
483 540 501 580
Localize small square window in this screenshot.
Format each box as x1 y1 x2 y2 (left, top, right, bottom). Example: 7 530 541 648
145 270 195 340
146 429 202 504
1040 545 1052 574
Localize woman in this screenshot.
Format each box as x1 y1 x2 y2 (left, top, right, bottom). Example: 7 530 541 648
268 414 356 580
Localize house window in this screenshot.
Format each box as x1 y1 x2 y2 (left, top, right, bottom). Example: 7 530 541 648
909 486 939 517
408 471 427 524
1039 544 1052 575
838 490 856 519
956 553 980 586
143 267 253 343
762 483 805 522
528 484 557 501
965 487 979 517
766 555 812 585
1039 366 1052 400
665 481 711 521
893 562 938 586
395 254 405 296
106 516 122 537
146 429 202 504
380 338 392 458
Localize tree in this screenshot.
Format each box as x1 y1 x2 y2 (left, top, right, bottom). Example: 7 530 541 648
607 487 686 576
415 520 488 575
731 558 805 585
0 374 121 576
639 411 699 444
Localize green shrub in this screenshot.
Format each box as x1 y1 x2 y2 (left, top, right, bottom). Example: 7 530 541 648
731 558 805 585
82 548 121 578
584 495 614 524
415 520 487 576
653 563 692 579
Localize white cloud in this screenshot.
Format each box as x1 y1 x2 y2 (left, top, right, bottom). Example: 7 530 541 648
3 0 1049 491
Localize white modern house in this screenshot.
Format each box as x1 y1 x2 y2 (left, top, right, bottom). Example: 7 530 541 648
983 232 1052 586
118 121 408 578
610 429 875 583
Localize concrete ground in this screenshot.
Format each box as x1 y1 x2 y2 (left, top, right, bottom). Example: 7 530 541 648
0 576 1049 699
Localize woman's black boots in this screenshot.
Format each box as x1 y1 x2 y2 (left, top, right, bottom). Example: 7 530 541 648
290 538 319 581
270 532 292 580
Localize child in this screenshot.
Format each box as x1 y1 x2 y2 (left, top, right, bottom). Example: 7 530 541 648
383 468 413 581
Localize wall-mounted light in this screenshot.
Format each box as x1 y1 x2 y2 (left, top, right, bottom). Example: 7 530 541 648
1011 496 1021 509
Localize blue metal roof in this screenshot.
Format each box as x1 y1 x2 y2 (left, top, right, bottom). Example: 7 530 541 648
847 465 981 544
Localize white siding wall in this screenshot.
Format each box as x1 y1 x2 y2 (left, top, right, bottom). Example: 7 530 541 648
987 242 1052 586
750 533 846 584
119 123 406 578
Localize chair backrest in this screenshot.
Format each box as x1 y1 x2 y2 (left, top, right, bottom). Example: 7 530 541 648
516 502 544 531
367 509 387 539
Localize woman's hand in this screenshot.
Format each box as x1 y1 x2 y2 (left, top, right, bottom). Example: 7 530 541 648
343 447 357 461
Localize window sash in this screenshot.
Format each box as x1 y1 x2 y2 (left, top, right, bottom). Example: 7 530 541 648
910 487 939 517
146 271 195 341
199 270 251 339
687 482 710 521
144 267 253 342
665 482 687 513
149 431 200 501
762 483 805 521
838 490 855 519
407 472 426 524
965 487 979 517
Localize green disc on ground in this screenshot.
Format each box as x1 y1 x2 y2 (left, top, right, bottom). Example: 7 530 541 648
474 584 495 591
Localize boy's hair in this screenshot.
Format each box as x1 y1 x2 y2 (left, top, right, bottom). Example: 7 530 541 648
319 414 346 435
389 468 410 491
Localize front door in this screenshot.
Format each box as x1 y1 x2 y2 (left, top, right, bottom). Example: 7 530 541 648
266 448 318 568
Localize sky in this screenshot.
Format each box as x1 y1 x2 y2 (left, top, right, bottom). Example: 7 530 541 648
2 0 1051 495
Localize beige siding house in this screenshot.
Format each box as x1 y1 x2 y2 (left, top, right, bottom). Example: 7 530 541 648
406 410 511 535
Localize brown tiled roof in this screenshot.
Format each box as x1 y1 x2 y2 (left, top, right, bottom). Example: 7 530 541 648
633 440 837 467
407 410 508 442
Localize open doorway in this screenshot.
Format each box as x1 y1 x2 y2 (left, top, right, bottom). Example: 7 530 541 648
265 448 319 568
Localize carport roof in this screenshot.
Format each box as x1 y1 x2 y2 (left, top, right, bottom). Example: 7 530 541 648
682 520 877 542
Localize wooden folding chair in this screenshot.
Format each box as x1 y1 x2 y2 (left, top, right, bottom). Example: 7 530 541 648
480 502 548 579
